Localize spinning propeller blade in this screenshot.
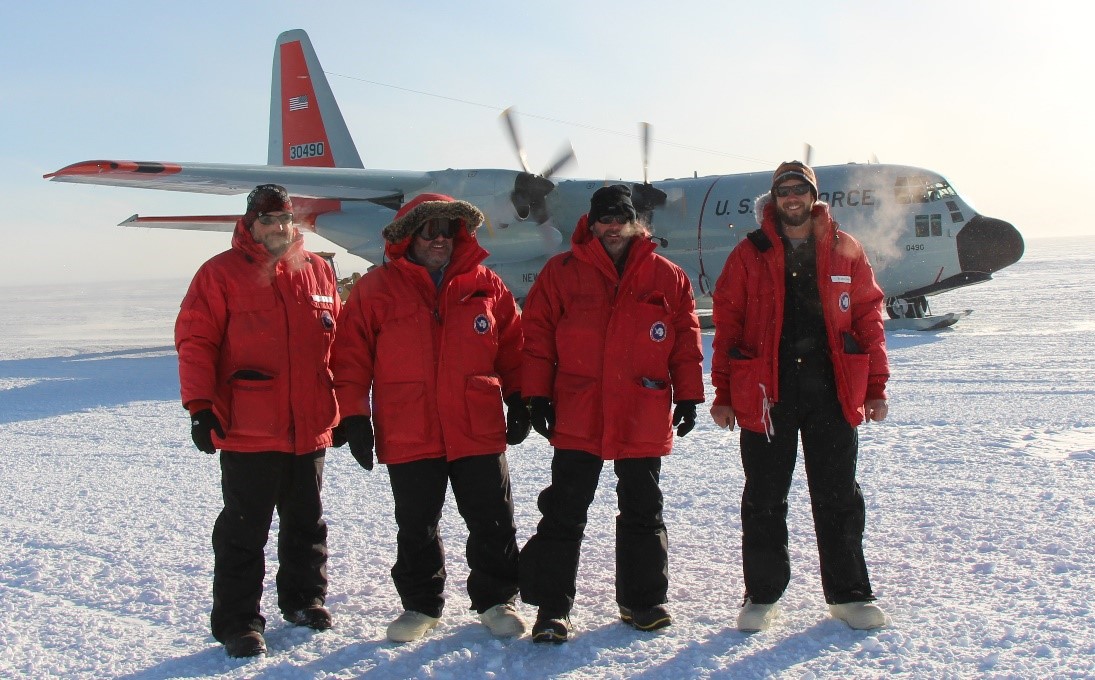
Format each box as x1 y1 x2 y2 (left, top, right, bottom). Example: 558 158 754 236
500 106 531 174
499 106 576 223
640 121 652 185
540 142 576 181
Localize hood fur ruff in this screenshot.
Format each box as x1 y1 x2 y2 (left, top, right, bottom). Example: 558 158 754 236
382 199 484 244
754 193 772 226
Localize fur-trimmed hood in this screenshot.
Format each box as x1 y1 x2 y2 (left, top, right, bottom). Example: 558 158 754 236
382 193 483 244
380 193 490 278
381 193 485 263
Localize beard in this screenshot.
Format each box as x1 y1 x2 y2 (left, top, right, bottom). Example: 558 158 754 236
776 202 812 227
259 233 292 256
598 222 642 262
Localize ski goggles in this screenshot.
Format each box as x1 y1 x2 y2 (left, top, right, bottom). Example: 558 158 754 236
416 217 461 240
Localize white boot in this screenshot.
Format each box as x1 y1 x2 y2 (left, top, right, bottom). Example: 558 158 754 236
478 603 527 637
737 599 779 632
386 610 440 642
829 601 888 630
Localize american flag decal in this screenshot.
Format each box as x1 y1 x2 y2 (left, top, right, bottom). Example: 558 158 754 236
288 95 309 111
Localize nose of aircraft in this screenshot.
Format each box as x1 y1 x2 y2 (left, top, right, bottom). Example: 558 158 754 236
956 215 1024 274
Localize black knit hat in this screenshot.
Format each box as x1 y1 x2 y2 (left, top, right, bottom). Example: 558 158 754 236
244 184 293 227
588 184 637 224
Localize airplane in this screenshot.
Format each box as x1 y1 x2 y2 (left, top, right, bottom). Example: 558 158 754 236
45 29 1024 331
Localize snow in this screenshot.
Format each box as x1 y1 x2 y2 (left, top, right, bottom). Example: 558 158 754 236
1 236 1093 679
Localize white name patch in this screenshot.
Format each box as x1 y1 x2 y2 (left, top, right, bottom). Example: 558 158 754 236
830 275 852 284
311 295 334 304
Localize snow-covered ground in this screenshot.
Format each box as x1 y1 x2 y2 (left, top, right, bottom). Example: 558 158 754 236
1 236 1092 679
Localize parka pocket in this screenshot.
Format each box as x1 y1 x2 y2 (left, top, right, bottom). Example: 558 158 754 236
553 372 598 440
228 371 280 438
465 374 505 435
631 294 675 366
727 354 767 429
840 352 870 408
310 298 336 333
374 381 429 445
622 378 672 444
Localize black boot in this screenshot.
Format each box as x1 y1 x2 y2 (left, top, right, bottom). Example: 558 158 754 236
224 630 267 658
284 605 333 631
619 604 672 631
531 609 571 643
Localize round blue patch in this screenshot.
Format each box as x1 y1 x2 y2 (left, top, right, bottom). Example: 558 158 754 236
473 313 491 334
650 321 667 342
839 291 851 312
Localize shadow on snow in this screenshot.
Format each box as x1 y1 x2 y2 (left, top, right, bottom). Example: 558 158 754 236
0 346 178 424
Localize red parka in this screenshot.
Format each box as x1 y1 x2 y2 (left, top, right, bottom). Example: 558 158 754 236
175 219 340 453
331 194 523 465
711 198 889 433
522 215 705 460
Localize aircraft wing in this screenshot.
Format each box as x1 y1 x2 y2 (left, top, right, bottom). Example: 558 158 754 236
44 160 434 201
118 214 239 232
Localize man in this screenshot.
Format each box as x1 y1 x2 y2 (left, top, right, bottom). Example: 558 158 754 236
710 161 890 632
175 184 339 658
519 185 704 643
331 193 530 643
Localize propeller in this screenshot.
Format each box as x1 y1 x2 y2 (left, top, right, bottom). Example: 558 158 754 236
640 121 652 184
631 121 667 227
499 107 576 222
500 106 531 174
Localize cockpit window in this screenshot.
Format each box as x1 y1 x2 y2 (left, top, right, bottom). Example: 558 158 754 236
894 176 956 204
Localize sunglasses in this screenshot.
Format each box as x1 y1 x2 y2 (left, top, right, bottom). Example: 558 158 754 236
596 215 631 225
774 184 812 198
416 217 460 240
256 212 294 225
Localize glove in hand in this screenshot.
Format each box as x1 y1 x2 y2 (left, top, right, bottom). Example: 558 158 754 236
504 392 531 446
191 409 225 454
672 400 700 437
335 415 374 470
529 396 555 439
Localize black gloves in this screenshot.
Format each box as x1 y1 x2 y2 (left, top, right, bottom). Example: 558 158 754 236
672 400 700 437
529 396 555 439
333 415 374 471
191 409 225 454
504 392 531 445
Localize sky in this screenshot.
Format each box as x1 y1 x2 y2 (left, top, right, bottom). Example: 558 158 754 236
1 237 1093 678
4 0 1090 286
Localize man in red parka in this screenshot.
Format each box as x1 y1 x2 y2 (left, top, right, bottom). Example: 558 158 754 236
175 184 340 658
331 193 530 643
710 161 890 632
519 184 704 642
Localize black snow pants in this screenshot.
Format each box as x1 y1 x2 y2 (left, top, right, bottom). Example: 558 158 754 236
519 448 668 616
386 453 520 618
738 384 874 605
210 450 328 642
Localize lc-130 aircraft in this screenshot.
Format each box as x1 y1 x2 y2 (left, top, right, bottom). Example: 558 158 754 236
46 29 1023 330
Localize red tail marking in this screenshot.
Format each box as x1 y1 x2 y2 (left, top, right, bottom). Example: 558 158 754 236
279 41 333 167
44 160 183 178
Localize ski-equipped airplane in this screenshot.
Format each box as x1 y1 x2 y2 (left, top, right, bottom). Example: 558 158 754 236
45 29 1023 330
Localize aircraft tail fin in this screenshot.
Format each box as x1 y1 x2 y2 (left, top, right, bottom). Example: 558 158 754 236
269 29 363 169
